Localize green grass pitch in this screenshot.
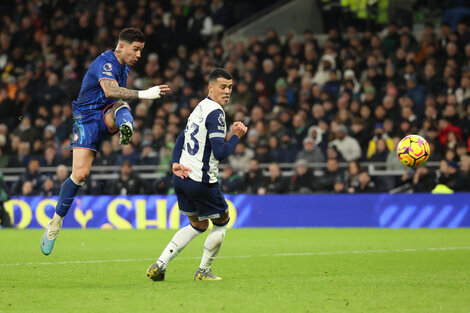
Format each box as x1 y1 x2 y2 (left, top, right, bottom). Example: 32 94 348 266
0 228 469 313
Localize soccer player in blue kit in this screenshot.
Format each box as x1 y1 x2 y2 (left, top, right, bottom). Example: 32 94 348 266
146 68 248 281
41 28 171 255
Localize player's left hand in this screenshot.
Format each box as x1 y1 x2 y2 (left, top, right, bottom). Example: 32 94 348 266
158 84 172 96
172 163 191 179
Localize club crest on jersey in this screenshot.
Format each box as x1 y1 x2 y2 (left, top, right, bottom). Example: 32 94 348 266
217 113 225 126
103 63 113 71
73 133 79 142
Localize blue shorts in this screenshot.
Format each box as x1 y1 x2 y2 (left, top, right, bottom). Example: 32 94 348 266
71 105 118 152
173 176 228 221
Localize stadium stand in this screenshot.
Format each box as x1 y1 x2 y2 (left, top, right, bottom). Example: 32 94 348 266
0 0 470 196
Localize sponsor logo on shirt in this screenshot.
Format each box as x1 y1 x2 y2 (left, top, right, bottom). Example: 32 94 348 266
102 71 113 76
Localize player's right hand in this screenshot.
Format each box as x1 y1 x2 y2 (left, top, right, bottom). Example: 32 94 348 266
232 121 248 139
172 163 191 179
138 85 171 100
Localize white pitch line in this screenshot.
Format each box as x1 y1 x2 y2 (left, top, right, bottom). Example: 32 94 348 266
1 247 469 267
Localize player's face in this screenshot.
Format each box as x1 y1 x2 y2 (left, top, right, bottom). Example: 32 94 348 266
119 41 145 66
208 78 233 106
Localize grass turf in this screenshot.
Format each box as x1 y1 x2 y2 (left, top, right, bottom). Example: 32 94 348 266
0 228 469 313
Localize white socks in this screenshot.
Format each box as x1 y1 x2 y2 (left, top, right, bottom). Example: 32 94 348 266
157 225 203 269
199 223 227 271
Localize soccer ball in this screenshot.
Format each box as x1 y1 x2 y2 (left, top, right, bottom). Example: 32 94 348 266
397 135 431 168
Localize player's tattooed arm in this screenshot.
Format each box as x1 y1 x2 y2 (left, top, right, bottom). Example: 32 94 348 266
100 79 139 100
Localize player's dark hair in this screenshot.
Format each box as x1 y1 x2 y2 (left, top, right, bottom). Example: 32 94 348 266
118 28 145 43
209 68 232 83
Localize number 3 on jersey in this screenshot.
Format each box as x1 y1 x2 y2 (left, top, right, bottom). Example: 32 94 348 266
185 122 199 155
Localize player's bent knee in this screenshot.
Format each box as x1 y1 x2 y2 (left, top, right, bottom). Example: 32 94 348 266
190 220 209 231
211 213 230 226
71 170 89 183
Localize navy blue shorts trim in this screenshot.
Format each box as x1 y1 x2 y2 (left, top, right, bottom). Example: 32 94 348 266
173 176 228 221
71 104 119 151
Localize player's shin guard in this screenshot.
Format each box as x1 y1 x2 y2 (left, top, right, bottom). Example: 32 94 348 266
115 103 133 129
199 219 229 271
156 224 205 270
55 176 84 217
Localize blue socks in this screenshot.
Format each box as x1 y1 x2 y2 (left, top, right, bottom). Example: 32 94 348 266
115 105 133 128
55 177 83 217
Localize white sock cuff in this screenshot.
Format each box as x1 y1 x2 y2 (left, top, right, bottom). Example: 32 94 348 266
212 218 229 229
114 102 130 118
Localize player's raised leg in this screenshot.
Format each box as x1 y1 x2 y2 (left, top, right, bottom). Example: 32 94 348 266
105 100 134 145
194 213 230 281
147 215 207 281
41 148 95 255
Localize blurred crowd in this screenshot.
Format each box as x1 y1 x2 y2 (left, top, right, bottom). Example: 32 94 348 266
0 0 470 197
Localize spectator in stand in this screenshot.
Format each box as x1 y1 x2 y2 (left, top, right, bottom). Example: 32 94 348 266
343 160 361 192
329 124 362 161
368 138 390 163
260 162 288 194
277 133 299 163
7 141 32 167
454 155 470 191
243 159 266 194
40 177 55 196
296 137 325 164
21 180 36 196
59 143 73 167
290 159 313 194
95 141 118 167
52 165 69 195
115 144 140 166
107 161 147 195
317 158 343 192
0 172 13 227
228 142 254 175
14 159 42 195
140 142 159 166
412 166 436 193
386 137 405 171
220 165 242 194
351 170 377 193
438 118 463 148
367 123 394 160
40 144 61 167
268 135 283 163
12 115 36 145
0 147 7 168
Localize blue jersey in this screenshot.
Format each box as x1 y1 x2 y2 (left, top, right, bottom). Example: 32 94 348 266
72 50 130 114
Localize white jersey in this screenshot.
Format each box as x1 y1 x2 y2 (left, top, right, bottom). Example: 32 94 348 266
178 97 227 183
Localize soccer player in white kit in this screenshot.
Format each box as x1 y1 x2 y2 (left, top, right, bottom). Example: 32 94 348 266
147 68 248 281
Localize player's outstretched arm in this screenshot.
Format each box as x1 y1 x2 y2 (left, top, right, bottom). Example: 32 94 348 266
100 79 171 100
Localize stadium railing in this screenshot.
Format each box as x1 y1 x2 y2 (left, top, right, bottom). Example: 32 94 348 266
0 161 441 183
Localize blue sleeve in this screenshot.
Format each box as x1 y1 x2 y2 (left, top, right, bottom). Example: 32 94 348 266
210 136 240 161
171 132 185 164
206 109 240 161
